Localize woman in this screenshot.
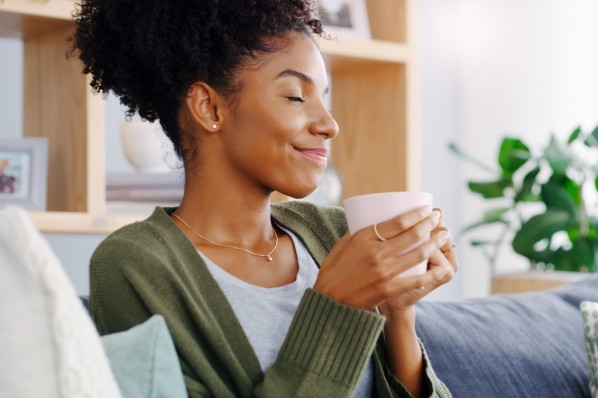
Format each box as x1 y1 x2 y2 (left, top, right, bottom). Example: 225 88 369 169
73 1 457 397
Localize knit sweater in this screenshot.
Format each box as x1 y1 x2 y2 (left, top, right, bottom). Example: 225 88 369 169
90 201 452 398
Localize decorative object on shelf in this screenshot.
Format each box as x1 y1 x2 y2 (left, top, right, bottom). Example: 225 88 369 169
449 124 598 273
106 172 184 203
0 137 48 211
120 116 178 173
317 0 370 39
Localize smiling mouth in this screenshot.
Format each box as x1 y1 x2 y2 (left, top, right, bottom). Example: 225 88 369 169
295 147 328 162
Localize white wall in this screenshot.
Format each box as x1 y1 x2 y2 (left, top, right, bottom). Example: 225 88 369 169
421 0 598 298
419 0 463 301
0 38 22 138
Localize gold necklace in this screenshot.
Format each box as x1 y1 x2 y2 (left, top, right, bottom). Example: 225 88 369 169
172 213 279 261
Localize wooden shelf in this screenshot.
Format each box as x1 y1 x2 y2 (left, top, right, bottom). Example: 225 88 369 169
30 211 146 235
317 37 409 66
0 0 73 37
491 272 588 294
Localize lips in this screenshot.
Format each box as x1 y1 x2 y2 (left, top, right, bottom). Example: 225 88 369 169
296 147 328 160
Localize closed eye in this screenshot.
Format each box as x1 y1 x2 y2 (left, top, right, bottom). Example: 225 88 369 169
287 96 305 103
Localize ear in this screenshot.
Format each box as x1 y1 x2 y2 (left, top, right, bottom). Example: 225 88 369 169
185 82 225 132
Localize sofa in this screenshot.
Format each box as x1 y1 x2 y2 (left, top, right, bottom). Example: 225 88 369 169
415 276 598 397
2 205 597 398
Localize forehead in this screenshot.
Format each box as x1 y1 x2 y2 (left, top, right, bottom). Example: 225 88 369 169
236 33 328 88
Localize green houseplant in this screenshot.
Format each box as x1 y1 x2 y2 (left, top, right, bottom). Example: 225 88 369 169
449 125 598 273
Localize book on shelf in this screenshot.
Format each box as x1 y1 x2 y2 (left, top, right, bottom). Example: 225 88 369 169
106 172 184 202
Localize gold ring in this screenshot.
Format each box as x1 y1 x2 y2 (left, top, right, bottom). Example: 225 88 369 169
373 224 387 242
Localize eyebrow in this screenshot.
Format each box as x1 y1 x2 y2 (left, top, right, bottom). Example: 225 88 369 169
275 69 330 94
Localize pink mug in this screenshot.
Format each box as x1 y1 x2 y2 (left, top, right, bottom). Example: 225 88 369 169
342 191 433 277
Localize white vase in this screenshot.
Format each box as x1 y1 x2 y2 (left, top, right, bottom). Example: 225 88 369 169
119 118 174 173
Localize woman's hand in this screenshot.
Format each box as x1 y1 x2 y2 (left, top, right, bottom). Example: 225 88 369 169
379 208 458 313
313 205 455 310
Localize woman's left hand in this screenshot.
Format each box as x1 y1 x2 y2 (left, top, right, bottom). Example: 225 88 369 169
379 209 458 313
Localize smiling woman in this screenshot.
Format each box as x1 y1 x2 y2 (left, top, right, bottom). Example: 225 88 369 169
71 1 456 397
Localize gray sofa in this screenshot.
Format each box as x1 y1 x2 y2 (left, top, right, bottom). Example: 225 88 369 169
415 274 598 397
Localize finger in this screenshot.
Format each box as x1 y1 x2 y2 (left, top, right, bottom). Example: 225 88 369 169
374 207 441 258
427 249 455 285
393 229 450 275
398 250 454 293
373 205 434 241
431 227 458 272
432 207 445 225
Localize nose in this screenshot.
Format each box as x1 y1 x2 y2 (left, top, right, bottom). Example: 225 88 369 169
310 100 339 139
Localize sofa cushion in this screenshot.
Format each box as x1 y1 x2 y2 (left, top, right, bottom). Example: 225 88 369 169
416 275 598 398
0 206 121 398
580 301 598 397
101 315 188 398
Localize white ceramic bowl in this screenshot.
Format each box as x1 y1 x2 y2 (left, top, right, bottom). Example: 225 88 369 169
120 118 174 173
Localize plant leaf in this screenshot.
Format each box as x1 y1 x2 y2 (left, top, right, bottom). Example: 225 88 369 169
468 178 512 199
584 125 598 147
470 239 501 247
447 142 495 173
567 126 582 144
543 135 572 174
512 210 572 258
514 167 541 203
461 207 510 233
540 174 580 216
498 137 531 176
567 238 597 272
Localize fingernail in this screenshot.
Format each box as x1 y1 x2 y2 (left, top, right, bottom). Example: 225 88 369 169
431 211 440 224
437 231 450 245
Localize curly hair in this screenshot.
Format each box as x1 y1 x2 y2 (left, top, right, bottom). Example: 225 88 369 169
71 0 323 158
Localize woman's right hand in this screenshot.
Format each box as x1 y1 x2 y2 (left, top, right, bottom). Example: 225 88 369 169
313 205 449 310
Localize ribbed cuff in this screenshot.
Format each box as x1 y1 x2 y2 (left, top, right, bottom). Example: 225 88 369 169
278 289 385 388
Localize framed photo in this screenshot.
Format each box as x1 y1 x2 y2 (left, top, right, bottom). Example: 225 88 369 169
0 137 48 211
318 0 371 39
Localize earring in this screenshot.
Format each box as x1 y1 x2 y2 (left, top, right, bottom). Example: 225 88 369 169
212 123 218 129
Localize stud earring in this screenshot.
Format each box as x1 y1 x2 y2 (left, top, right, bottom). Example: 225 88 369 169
212 123 218 129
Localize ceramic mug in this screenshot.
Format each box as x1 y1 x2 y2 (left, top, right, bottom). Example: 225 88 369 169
342 191 433 277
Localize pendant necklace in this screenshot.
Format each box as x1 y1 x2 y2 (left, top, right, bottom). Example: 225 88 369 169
172 213 279 261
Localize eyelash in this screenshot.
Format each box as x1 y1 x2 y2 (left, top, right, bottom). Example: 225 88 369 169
287 96 305 103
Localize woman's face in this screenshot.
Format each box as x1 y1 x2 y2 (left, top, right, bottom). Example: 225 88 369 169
218 32 339 199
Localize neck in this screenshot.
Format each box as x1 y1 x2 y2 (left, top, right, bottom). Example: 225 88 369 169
175 193 275 248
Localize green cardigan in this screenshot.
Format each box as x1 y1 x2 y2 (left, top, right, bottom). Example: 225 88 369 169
90 201 451 398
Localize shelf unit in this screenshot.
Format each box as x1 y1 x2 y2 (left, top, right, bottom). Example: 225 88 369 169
0 0 420 234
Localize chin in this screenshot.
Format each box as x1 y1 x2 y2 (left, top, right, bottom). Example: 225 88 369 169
276 184 318 200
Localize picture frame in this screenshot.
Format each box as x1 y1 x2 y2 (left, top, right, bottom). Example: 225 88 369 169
318 0 371 40
0 137 48 211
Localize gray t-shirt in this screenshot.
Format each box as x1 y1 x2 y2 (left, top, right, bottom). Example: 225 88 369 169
200 226 374 398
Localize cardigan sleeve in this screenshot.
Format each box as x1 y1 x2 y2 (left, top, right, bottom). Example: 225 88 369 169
272 202 453 398
255 289 385 397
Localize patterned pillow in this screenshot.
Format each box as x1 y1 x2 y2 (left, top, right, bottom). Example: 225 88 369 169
0 206 121 398
580 301 598 397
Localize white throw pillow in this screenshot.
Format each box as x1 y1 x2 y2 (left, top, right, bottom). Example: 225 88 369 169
581 300 598 398
0 206 121 398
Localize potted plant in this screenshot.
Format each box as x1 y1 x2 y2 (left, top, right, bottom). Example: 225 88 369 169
449 125 598 276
